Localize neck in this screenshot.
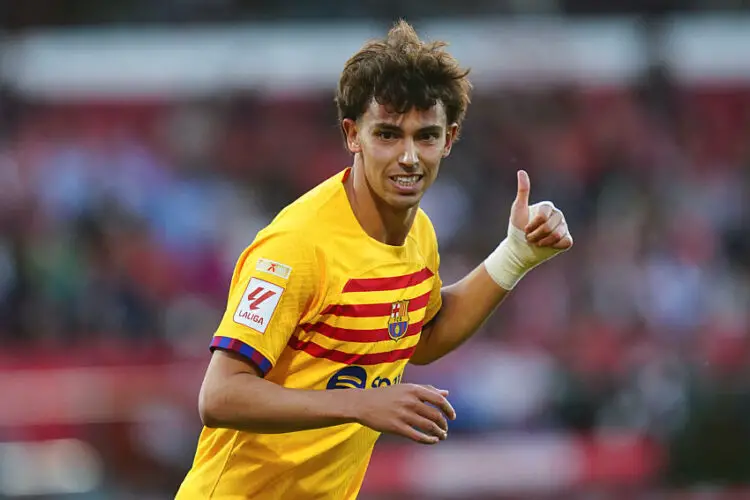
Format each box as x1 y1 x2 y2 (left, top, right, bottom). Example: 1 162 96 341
344 156 418 246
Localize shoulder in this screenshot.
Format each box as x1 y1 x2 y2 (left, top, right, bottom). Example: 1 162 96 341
242 170 345 247
234 174 350 278
265 171 345 237
238 222 325 281
412 208 439 246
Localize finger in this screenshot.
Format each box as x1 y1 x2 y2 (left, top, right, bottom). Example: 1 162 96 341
552 233 573 250
536 223 568 247
514 170 530 209
524 202 556 233
425 385 450 398
527 211 563 243
405 415 448 441
415 403 449 433
416 386 457 421
397 423 440 445
524 214 545 234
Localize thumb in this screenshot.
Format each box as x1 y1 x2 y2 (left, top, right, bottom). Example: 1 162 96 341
510 170 531 230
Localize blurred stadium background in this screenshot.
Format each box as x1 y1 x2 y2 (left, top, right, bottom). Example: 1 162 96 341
2 1 750 499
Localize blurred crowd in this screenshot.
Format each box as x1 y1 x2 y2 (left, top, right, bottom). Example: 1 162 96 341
3 0 745 28
2 62 750 487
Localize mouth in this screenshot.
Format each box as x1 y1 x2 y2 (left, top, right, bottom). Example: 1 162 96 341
389 174 424 194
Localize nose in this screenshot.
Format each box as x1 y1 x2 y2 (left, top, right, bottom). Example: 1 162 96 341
398 140 419 170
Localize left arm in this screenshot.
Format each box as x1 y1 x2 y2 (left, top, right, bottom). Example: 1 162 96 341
411 170 573 365
410 264 507 365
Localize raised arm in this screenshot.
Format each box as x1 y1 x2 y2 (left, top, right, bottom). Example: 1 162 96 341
411 170 573 364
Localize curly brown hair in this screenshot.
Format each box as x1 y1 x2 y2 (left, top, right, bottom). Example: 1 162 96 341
336 20 472 136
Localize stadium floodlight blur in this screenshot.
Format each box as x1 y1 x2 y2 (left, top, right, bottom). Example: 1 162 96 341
1 8 750 500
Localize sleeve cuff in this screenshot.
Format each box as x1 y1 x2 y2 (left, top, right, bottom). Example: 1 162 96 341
210 336 273 376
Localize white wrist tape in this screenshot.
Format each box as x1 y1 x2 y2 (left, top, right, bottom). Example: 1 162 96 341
484 202 564 290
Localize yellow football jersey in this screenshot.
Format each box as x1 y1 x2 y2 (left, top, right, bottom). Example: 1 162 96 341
176 168 442 499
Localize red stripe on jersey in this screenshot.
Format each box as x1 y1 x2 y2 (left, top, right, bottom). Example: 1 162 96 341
299 319 423 343
287 336 415 365
320 291 431 318
342 267 434 293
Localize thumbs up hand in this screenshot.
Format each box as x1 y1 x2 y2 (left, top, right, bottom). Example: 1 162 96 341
484 170 573 291
511 170 572 250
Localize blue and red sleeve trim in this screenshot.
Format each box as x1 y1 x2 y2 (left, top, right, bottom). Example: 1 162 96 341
210 336 273 376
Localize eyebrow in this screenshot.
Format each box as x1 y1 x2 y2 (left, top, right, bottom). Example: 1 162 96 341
372 123 443 134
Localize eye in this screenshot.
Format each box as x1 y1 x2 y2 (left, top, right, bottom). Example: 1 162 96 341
377 130 397 141
419 132 441 143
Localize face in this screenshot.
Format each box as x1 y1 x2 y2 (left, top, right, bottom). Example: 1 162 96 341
342 99 458 211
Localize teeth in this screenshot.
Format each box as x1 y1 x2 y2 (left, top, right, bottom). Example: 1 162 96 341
393 175 420 186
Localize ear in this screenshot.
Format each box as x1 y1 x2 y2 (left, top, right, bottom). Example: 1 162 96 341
341 118 362 154
442 123 459 158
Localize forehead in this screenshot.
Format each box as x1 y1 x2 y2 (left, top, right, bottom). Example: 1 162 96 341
362 99 447 128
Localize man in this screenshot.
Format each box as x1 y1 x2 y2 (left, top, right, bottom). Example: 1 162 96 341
176 20 572 499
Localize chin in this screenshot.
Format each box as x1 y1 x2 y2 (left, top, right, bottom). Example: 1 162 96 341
385 193 422 211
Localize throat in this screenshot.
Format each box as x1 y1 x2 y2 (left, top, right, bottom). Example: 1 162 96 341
344 168 417 246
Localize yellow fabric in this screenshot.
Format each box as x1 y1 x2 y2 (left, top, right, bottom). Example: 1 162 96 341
176 168 442 499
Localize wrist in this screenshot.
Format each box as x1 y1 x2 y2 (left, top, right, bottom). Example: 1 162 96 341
485 220 565 290
484 226 529 291
328 388 365 425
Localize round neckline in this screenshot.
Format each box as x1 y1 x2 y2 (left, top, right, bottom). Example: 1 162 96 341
338 167 412 254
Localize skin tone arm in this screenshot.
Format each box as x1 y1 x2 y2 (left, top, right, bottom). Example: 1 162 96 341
410 265 509 365
199 350 457 444
410 170 573 365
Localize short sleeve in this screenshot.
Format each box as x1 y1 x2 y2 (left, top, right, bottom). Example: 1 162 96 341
423 250 443 324
421 213 443 324
210 231 320 376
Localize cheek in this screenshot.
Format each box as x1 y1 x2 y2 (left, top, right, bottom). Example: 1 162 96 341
421 148 444 173
362 143 394 169
360 146 389 186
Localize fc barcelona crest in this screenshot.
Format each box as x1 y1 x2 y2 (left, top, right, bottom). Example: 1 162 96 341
388 300 410 341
